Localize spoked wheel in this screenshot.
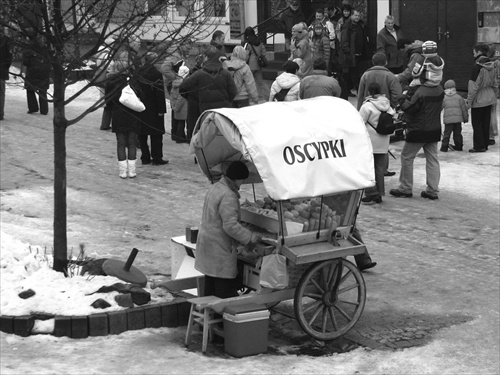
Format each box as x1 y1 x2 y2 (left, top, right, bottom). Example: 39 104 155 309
294 259 366 341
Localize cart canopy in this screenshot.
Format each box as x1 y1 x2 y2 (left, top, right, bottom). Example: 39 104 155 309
190 96 375 200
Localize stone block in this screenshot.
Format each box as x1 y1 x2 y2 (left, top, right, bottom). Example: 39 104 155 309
172 291 193 327
159 301 179 327
143 305 162 328
108 311 128 335
177 300 191 327
89 313 109 336
71 315 89 339
127 307 145 331
53 316 72 337
0 315 14 334
115 293 134 308
13 316 35 337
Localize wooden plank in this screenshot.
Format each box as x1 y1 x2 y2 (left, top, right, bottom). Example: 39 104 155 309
281 237 366 265
152 276 203 292
210 288 296 313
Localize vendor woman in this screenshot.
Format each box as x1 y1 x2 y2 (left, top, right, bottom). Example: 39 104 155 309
195 161 260 298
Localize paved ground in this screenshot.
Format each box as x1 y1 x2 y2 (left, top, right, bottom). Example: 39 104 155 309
1 88 499 368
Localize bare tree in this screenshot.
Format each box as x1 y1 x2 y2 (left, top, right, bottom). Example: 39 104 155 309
1 0 226 273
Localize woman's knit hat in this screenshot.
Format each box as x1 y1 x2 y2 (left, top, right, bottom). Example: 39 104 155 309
225 161 249 181
444 79 455 89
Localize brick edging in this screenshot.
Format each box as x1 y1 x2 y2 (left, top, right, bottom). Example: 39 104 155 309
0 291 193 338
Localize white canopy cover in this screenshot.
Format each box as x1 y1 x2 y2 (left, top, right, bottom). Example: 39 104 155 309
190 96 375 200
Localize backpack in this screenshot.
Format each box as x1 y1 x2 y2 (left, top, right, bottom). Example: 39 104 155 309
273 87 291 102
370 111 396 135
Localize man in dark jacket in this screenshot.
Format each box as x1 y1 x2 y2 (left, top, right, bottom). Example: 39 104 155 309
137 52 168 166
0 32 13 121
179 46 237 117
340 9 371 97
376 15 405 74
299 58 341 99
357 52 402 177
280 0 306 52
390 74 444 200
22 37 51 115
357 52 402 110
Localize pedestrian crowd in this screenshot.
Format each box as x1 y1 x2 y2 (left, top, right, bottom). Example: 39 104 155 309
0 1 498 192
1 1 498 301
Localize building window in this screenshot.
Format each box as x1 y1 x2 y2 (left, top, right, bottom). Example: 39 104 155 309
205 0 226 18
171 0 227 21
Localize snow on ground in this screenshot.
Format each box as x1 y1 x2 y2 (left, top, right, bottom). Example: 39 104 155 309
1 74 499 374
0 231 173 330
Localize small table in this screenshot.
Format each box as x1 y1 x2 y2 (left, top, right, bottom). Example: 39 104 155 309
171 235 198 277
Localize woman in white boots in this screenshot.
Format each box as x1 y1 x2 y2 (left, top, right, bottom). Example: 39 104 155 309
106 62 142 178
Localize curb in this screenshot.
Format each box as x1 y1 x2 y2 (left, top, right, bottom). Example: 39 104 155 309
0 291 192 339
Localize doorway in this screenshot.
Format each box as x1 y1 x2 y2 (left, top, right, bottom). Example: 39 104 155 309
398 0 477 90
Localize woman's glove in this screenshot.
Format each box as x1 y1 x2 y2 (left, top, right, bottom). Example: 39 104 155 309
250 233 261 244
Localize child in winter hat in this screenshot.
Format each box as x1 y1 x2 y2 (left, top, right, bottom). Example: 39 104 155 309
411 41 445 87
441 79 468 152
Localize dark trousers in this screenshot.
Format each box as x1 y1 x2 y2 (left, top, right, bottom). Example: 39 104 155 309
0 79 5 119
26 89 48 114
442 122 463 148
100 106 112 130
203 275 239 299
139 134 164 162
116 131 137 161
233 99 250 108
364 153 387 197
471 106 491 151
388 66 404 74
171 112 186 142
352 226 374 269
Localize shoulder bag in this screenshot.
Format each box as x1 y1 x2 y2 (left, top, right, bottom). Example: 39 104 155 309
119 81 146 112
249 43 268 68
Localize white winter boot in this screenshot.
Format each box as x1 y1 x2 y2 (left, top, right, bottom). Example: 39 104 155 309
118 160 128 178
127 159 137 178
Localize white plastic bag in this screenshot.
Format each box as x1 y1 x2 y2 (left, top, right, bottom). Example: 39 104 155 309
119 83 145 112
259 252 288 289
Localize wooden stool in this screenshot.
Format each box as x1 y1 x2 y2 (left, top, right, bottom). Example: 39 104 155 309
185 296 223 353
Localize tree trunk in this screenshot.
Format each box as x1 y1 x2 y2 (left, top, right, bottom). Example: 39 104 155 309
52 64 68 273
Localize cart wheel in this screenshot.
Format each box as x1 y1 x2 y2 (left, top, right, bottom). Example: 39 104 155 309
294 259 366 341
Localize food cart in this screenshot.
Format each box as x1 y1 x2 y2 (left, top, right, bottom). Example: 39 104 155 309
157 96 375 341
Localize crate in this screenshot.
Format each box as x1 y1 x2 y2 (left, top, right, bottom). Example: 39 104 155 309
242 263 261 291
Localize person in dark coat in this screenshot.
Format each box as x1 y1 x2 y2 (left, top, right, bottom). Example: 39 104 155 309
299 58 341 99
22 37 51 115
182 53 204 143
0 32 13 121
179 45 237 118
105 73 142 178
376 15 405 74
390 66 444 200
339 9 371 98
280 0 306 52
137 52 168 166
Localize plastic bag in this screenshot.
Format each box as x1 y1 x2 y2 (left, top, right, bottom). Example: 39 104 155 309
119 82 145 112
259 252 288 289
